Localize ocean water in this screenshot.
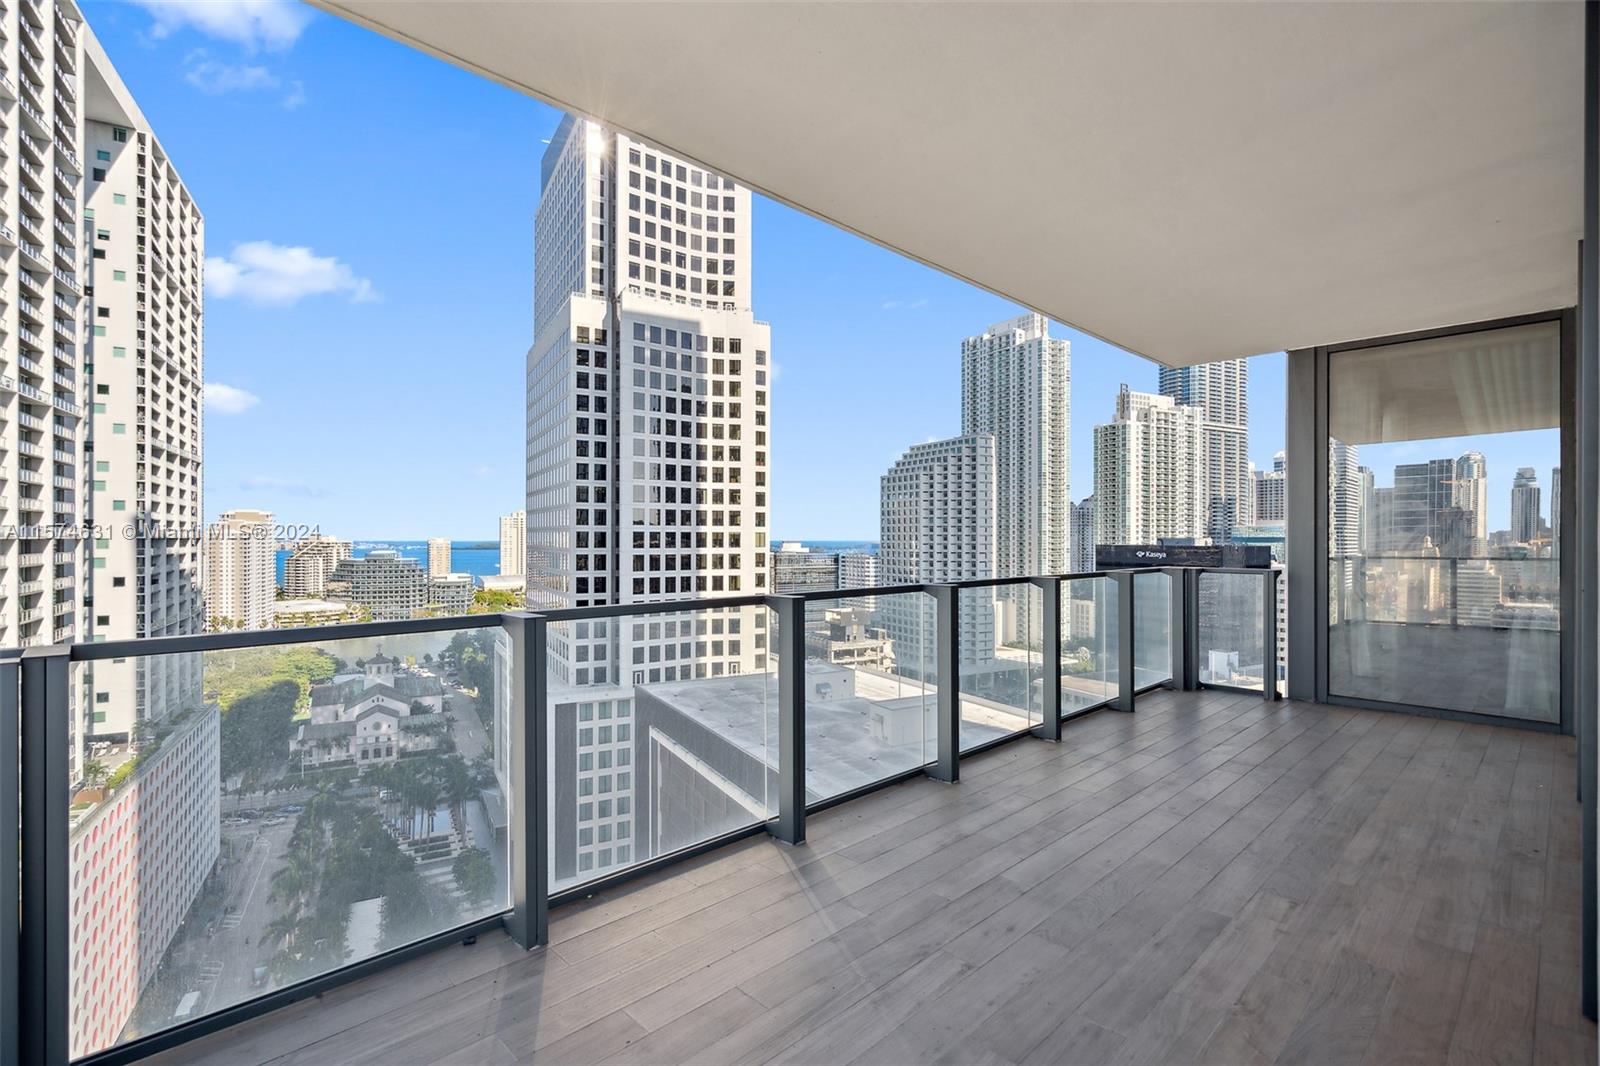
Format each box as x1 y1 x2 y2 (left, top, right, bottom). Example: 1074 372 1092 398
776 540 878 555
275 541 507 586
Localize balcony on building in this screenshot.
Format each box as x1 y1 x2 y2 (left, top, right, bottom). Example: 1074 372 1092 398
7 4 1600 1066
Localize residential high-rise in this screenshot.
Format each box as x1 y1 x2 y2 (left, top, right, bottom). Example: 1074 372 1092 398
1158 359 1249 540
526 118 772 886
960 313 1069 643
838 551 879 610
1 0 90 661
1254 451 1287 524
1551 466 1561 557
498 509 525 578
1328 440 1363 558
282 534 352 598
879 435 995 677
1511 466 1541 544
327 550 428 621
65 19 216 1059
1092 387 1205 545
1070 496 1096 572
427 536 452 577
1454 451 1489 549
204 509 276 630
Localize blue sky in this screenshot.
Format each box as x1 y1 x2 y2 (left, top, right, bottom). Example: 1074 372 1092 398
104 1 1570 544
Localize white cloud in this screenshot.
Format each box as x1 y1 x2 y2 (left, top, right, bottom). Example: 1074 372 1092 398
207 241 378 306
135 0 311 51
185 58 278 94
880 297 931 311
240 475 327 499
281 80 307 110
204 382 260 414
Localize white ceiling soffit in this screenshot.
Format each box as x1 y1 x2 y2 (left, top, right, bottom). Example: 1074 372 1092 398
316 1 1584 368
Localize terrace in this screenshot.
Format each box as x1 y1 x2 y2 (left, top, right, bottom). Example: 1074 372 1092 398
5 3 1599 1065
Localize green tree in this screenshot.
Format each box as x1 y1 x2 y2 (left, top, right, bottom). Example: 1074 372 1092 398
81 759 109 791
452 847 496 909
220 680 301 788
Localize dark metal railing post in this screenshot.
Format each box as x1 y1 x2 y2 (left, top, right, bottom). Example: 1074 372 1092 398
1263 569 1280 702
1164 567 1188 690
501 613 548 950
1032 577 1061 742
20 647 69 1066
929 584 960 781
1114 571 1135 712
1185 569 1202 690
771 595 806 844
0 653 19 1066
1449 556 1459 628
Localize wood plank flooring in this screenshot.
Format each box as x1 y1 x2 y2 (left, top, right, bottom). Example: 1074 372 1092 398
152 690 1596 1066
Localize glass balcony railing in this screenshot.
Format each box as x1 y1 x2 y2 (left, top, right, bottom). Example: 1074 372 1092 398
3 564 1277 1064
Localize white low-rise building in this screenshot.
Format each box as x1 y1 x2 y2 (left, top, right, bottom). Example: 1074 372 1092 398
293 654 448 769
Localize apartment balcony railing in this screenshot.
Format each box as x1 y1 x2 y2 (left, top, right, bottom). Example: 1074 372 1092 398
4 566 1275 1064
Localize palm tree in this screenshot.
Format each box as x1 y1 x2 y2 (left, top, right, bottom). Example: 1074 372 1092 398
81 759 109 792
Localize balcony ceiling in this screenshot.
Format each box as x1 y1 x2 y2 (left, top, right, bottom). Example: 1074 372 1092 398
316 1 1585 367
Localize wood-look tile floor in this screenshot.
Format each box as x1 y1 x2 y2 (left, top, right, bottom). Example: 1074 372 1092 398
156 690 1596 1065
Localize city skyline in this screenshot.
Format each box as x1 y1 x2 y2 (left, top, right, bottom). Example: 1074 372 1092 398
78 1 1559 544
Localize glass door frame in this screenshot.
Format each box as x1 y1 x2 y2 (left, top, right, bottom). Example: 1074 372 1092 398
1287 307 1577 734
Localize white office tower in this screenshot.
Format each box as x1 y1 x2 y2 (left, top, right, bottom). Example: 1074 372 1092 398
1454 451 1489 549
838 551 879 610
1158 359 1250 540
1071 496 1096 572
498 509 525 577
879 435 996 678
527 116 772 680
1254 451 1287 524
1092 387 1205 545
204 509 275 630
81 20 205 786
527 118 772 886
427 536 451 577
282 534 351 598
960 313 1068 646
1 0 89 656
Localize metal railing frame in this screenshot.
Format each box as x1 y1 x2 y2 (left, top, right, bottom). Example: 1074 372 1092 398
7 565 1277 1066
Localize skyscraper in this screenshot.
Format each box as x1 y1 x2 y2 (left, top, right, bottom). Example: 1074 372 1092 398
498 509 525 578
427 536 452 577
1093 387 1205 545
3 0 89 660
879 435 995 676
1389 459 1459 553
1551 466 1562 557
526 118 772 885
1070 496 1096 572
1328 440 1363 557
526 117 770 647
1511 466 1541 544
1158 359 1250 540
204 509 276 630
838 551 880 611
960 313 1069 643
1454 451 1489 549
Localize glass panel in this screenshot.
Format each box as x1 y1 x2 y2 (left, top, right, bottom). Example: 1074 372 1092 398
66 627 511 1059
1061 576 1117 714
1197 572 1268 690
804 590 933 803
1132 571 1173 688
547 603 775 893
1327 320 1561 722
958 582 1042 750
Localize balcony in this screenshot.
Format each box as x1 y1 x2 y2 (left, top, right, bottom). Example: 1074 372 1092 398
0 567 1584 1066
